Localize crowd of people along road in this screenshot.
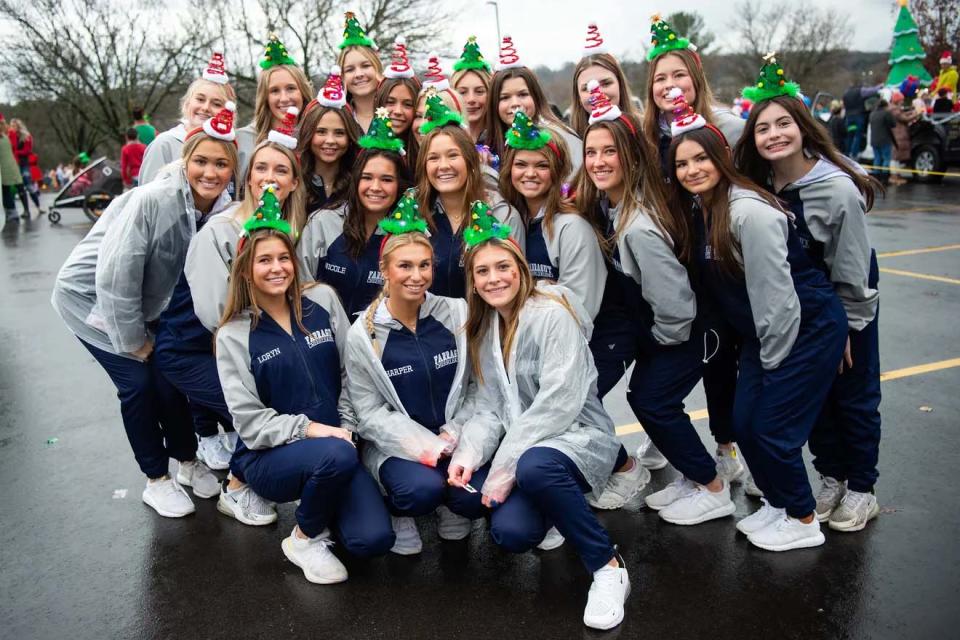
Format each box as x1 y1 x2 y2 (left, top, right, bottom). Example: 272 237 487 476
49 12 884 632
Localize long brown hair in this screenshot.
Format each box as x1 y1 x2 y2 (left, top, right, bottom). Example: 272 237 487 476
735 96 883 211
574 114 678 255
570 53 638 138
218 228 309 334
667 126 786 277
253 65 315 143
498 129 576 239
642 50 717 150
343 149 411 258
375 76 423 169
487 67 576 163
415 126 487 232
463 238 575 383
296 104 361 210
239 140 308 237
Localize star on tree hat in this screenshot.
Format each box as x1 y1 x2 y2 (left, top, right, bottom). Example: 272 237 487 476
453 36 492 72
359 107 406 155
423 52 450 91
267 106 299 149
582 22 608 58
315 65 347 109
339 11 378 50
186 102 237 143
379 187 427 235
496 35 524 71
260 33 298 70
505 110 550 150
384 36 414 78
741 52 801 103
419 91 464 135
202 52 229 85
243 184 291 237
463 200 511 247
646 13 695 62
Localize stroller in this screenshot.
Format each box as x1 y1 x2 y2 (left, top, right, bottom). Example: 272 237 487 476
49 157 124 224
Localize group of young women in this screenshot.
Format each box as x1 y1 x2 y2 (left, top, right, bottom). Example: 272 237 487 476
51 13 883 631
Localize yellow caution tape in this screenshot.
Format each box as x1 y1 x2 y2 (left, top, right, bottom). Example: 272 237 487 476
859 163 960 178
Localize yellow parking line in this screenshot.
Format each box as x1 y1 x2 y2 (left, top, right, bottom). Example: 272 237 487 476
878 267 960 285
615 357 960 436
878 243 960 258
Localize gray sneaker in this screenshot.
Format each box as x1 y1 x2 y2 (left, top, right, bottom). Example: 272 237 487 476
217 484 278 526
715 446 745 483
176 459 220 499
588 458 651 510
828 490 879 532
814 476 846 522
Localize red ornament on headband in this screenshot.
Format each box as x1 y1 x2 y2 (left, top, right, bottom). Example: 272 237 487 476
496 35 523 71
384 36 414 79
202 52 229 85
317 65 347 108
186 102 237 144
267 106 299 149
582 22 608 57
668 87 706 136
587 79 621 123
422 52 450 92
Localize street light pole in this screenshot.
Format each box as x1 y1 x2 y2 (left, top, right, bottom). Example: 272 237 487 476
486 1 501 47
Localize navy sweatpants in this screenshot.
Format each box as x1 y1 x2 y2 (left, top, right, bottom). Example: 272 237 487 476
379 457 489 519
588 319 638 468
701 321 739 445
489 447 616 573
80 339 196 478
237 438 394 557
733 297 848 518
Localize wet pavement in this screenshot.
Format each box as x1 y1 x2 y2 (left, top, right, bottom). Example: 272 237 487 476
1 183 958 639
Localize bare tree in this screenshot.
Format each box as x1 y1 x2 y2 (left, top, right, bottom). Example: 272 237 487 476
729 0 853 88
906 0 960 70
666 11 716 56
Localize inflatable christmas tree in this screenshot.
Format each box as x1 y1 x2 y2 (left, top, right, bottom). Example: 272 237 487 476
379 188 427 235
886 0 933 87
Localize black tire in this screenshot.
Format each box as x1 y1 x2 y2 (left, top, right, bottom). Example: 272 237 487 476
82 192 113 222
48 210 61 224
911 144 944 183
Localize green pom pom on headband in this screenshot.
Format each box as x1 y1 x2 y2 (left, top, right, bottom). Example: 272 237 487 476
242 185 292 237
463 200 511 248
646 13 692 62
260 33 298 70
741 52 801 103
378 188 427 235
339 11 378 50
453 36 492 72
505 110 551 150
419 91 464 135
359 107 406 155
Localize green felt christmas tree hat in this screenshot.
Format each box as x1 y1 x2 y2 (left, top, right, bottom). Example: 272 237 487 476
463 201 511 247
419 90 464 135
359 107 406 155
243 185 291 237
260 33 298 70
741 52 801 103
646 13 693 61
505 110 551 150
453 36 492 72
378 188 427 235
339 11 378 50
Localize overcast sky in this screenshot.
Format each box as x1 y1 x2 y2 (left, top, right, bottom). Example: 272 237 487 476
447 0 896 69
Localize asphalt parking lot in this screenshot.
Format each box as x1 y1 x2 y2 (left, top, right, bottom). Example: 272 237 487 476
1 182 958 639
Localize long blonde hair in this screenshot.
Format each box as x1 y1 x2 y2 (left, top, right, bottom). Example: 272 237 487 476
337 46 385 106
254 65 315 143
642 49 717 148
416 126 487 232
179 79 236 128
180 132 240 193
364 232 434 356
240 140 308 236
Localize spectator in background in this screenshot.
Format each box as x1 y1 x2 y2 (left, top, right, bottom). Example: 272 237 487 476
9 118 42 216
120 127 146 189
0 115 24 224
890 91 918 186
933 89 953 114
132 106 156 146
827 100 846 151
56 163 71 186
868 99 897 185
842 77 881 159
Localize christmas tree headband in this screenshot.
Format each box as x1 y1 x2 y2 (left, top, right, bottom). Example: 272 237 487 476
646 13 698 62
377 187 428 256
186 102 237 144
505 110 558 158
419 91 464 135
242 185 291 239
496 35 524 72
586 79 636 135
359 107 406 155
339 12 378 50
464 201 512 248
741 52 801 103
453 36 492 73
582 22 608 58
202 52 229 85
384 36 414 79
667 87 728 146
267 106 299 150
260 34 298 70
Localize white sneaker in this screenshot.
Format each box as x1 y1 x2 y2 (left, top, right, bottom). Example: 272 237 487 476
814 476 847 522
715 446 745 483
644 476 696 511
281 527 348 584
743 472 764 498
736 499 786 535
537 526 565 551
217 483 278 526
221 431 239 454
636 432 669 470
748 515 826 551
583 558 630 630
659 480 736 525
197 434 231 471
436 505 472 541
390 516 422 555
828 490 880 532
176 459 220 499
587 458 651 510
142 476 195 518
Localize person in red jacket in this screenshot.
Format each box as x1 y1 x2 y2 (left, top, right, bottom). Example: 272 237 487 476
9 118 41 215
120 128 147 188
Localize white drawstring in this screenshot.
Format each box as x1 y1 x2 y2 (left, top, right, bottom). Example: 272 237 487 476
702 329 719 364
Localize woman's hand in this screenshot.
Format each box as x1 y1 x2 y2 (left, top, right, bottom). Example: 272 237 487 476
306 422 355 446
447 463 473 489
129 338 154 362
838 336 853 374
438 431 456 457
